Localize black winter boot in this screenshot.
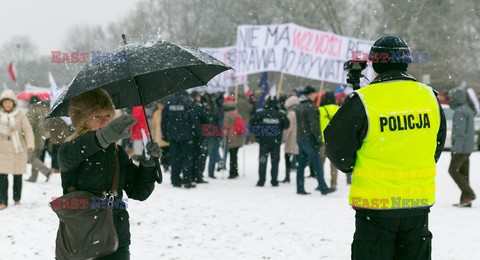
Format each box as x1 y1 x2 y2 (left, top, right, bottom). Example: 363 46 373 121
282 172 290 183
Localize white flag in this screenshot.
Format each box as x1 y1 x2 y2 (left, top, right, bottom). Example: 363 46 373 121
49 72 59 105
269 84 277 98
48 72 71 125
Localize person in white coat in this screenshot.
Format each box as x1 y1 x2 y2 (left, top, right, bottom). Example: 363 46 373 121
0 89 35 210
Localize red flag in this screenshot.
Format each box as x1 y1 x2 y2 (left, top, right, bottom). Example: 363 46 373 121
8 62 17 82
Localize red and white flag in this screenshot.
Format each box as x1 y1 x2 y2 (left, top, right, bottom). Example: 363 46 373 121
8 62 17 82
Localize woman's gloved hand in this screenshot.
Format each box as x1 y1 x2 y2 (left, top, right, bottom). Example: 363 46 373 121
96 114 136 148
141 141 162 167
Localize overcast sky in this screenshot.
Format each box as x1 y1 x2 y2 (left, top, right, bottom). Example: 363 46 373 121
0 0 141 56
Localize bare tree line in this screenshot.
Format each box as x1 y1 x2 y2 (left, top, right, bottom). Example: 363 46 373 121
0 0 479 93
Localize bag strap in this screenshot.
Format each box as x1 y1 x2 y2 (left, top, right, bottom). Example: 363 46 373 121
111 148 120 194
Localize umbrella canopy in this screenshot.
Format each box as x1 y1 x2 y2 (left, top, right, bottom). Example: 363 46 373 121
48 40 231 117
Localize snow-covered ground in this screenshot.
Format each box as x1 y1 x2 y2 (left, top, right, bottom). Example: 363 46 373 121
1 143 480 259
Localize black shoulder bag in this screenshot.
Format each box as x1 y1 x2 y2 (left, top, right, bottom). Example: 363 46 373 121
52 149 120 260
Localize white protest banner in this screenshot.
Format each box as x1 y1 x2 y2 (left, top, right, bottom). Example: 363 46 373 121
236 23 374 85
197 46 247 93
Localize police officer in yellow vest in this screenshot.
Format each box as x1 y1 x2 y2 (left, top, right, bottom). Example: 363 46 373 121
324 35 446 260
318 91 348 190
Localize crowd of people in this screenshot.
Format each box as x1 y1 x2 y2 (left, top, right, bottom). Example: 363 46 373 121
0 81 354 210
0 80 477 209
156 86 350 195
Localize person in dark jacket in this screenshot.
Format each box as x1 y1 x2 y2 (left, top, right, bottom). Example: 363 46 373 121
295 86 333 195
57 89 161 259
26 96 52 182
190 91 210 184
249 97 290 187
204 93 223 178
324 35 447 260
448 87 476 207
161 92 197 188
46 116 71 173
152 101 170 172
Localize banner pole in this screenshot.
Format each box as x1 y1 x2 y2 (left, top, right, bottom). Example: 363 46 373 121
316 81 325 107
277 73 284 99
234 79 239 105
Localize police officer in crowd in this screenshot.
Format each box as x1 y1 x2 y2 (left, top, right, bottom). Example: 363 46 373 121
249 97 290 187
161 91 198 188
152 100 171 173
325 35 446 259
190 91 210 184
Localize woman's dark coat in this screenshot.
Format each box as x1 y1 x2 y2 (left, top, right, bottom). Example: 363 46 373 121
58 131 156 248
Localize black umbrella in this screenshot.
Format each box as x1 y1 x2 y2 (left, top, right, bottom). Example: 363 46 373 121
48 35 231 184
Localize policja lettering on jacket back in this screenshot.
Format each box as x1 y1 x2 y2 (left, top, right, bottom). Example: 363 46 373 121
263 118 280 124
379 113 431 132
169 105 185 111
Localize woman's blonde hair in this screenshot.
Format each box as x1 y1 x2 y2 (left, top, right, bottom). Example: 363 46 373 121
67 88 115 141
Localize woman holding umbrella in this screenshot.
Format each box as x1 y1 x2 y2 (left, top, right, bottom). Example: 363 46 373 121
56 88 161 259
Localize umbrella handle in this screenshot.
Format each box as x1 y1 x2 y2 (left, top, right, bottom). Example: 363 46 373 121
122 34 161 183
154 158 163 184
134 76 163 184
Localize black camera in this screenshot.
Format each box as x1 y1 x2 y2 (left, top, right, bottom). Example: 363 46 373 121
343 60 367 90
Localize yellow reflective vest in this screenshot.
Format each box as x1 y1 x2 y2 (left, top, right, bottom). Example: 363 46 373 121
349 80 440 209
319 104 339 142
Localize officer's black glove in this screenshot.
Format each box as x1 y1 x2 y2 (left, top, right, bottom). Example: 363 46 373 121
140 141 162 167
96 114 136 148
